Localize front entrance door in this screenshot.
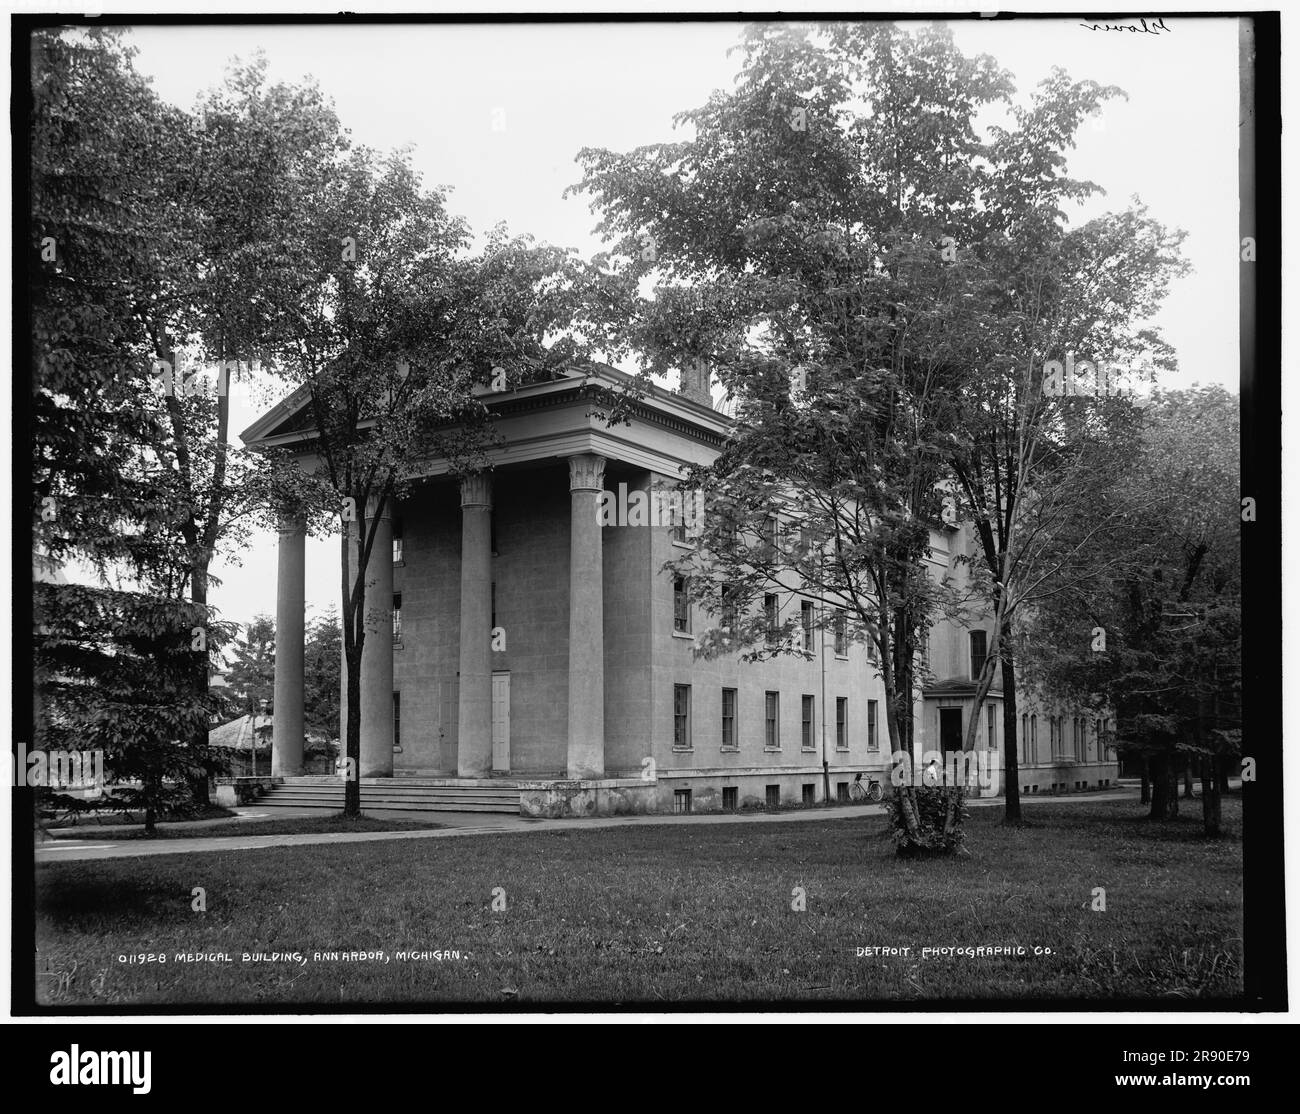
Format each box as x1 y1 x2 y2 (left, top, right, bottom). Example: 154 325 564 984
491 672 510 773
940 708 963 755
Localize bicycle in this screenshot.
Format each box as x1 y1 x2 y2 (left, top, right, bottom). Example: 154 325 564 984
849 772 884 803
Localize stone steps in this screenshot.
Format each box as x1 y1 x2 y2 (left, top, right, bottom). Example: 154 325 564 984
256 777 520 815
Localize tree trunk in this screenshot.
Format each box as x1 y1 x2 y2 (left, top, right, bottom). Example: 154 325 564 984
1001 641 1022 825
1200 755 1221 837
1140 758 1151 804
144 804 156 836
1217 754 1234 796
1182 759 1195 799
1166 760 1180 818
189 565 212 807
1148 754 1172 819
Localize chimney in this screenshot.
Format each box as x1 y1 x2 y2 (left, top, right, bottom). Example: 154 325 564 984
677 360 712 406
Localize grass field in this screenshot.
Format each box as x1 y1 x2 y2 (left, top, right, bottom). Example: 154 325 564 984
33 797 1243 1006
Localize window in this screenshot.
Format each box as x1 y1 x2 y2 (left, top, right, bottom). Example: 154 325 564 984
969 630 988 680
987 704 997 750
393 691 401 750
765 784 780 809
764 692 780 748
802 783 815 806
721 688 737 749
867 700 879 751
1021 714 1029 763
1075 717 1085 761
764 594 779 645
763 514 779 552
801 695 815 749
392 593 403 645
869 628 880 664
670 504 688 544
673 685 692 748
673 577 690 634
721 584 737 632
392 518 404 564
837 781 850 802
834 610 847 656
1030 714 1038 762
722 786 738 811
836 697 848 749
674 788 692 814
801 600 815 652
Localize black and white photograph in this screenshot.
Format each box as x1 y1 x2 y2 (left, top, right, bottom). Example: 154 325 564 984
11 2 1287 1062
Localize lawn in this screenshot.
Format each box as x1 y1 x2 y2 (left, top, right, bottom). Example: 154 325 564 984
41 813 445 841
32 797 1243 1006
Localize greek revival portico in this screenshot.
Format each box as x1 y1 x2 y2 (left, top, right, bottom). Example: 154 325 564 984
244 367 729 786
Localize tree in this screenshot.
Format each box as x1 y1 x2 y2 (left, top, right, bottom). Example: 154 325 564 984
30 28 230 823
569 22 1026 851
304 606 342 741
226 614 276 716
1020 387 1241 835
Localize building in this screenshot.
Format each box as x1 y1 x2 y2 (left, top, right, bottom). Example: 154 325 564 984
242 364 1116 815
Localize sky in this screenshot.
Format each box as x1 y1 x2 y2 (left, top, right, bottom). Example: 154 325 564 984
108 15 1242 631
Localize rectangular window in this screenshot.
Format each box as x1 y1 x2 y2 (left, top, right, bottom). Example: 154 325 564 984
969 630 988 680
722 786 738 811
801 600 815 652
834 610 847 656
764 594 779 645
867 699 879 751
1021 714 1030 764
987 704 997 749
673 577 690 633
802 783 815 806
393 691 401 750
763 514 779 552
837 781 850 803
1031 714 1038 755
673 684 692 748
721 584 737 632
392 518 404 564
836 697 848 749
674 788 692 814
764 691 780 748
721 688 737 749
765 784 780 809
801 695 815 749
392 592 403 645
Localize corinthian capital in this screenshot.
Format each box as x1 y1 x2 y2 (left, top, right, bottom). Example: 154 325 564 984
568 453 607 493
459 471 493 508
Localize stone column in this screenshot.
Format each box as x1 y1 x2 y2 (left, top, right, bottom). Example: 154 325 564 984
567 454 606 779
359 497 394 778
457 472 493 777
272 511 306 777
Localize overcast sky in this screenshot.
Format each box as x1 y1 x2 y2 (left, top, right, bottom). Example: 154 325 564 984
112 16 1241 631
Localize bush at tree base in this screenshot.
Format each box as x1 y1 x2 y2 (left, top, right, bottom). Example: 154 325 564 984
885 785 969 857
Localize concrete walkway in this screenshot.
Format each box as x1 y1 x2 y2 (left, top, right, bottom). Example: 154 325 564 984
34 786 1145 863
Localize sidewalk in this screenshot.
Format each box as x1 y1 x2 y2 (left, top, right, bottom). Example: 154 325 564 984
34 785 1142 863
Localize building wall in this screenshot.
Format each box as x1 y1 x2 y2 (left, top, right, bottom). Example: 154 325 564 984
391 468 1116 802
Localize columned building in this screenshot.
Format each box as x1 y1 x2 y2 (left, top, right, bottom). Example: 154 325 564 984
241 365 1117 814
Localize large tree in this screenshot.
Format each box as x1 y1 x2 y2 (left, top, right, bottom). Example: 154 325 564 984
30 28 228 823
